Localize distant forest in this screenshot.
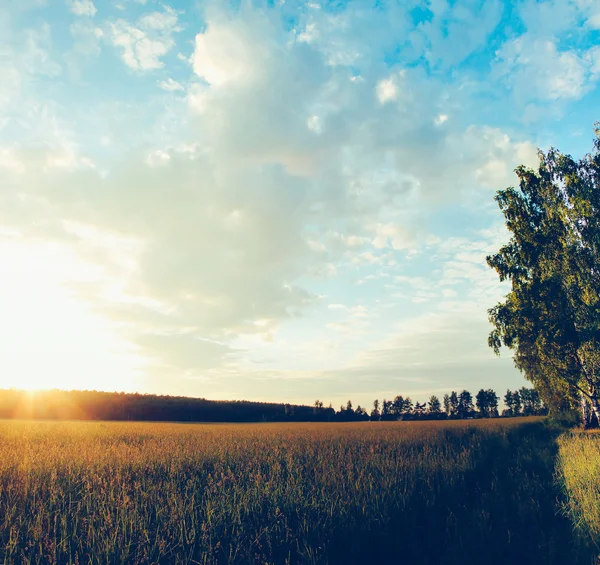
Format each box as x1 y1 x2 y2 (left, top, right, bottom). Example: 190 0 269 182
0 387 546 423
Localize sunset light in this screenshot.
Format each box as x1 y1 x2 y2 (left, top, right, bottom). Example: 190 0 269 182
0 239 141 393
1 1 599 564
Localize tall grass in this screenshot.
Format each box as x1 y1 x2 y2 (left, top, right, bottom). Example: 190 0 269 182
0 418 591 564
557 430 600 558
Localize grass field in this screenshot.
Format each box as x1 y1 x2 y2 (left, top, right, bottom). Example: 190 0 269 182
0 418 595 564
557 430 600 560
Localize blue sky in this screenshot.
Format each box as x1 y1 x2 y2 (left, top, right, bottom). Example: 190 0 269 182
1 0 599 408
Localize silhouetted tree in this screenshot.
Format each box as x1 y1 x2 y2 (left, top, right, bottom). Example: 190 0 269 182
428 395 441 414
392 395 404 417
512 391 523 415
371 399 380 421
443 394 451 416
519 387 544 416
313 400 324 416
458 390 474 418
381 399 393 420
449 391 459 418
504 389 515 416
504 389 527 417
476 389 499 418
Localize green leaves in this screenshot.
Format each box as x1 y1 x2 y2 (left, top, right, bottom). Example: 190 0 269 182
488 128 600 420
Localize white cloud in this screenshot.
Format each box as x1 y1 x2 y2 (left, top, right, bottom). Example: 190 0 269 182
586 46 600 76
589 12 600 28
413 0 503 68
70 21 103 56
145 149 171 166
495 36 600 102
0 148 25 173
110 7 180 71
372 223 414 251
518 0 580 37
0 22 62 116
307 115 322 134
23 24 62 77
376 77 399 104
0 1 556 398
158 77 184 91
69 0 97 17
297 22 319 44
192 16 272 87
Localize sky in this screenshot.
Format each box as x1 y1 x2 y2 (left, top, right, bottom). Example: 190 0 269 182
0 0 599 409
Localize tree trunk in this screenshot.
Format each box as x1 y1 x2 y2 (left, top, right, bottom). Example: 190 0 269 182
589 389 600 428
581 394 591 428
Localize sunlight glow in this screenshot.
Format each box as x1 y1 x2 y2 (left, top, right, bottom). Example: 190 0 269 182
0 238 142 392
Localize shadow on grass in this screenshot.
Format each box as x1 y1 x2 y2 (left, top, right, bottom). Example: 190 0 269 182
328 422 596 565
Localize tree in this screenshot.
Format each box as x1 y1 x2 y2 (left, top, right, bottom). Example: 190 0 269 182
520 387 535 416
390 395 413 418
371 399 380 421
443 394 451 416
428 395 441 414
381 399 393 419
313 400 324 416
487 130 600 425
476 389 488 417
458 390 474 418
503 389 516 416
512 391 522 416
520 387 544 416
531 389 544 415
476 389 499 418
487 389 499 417
414 401 427 417
392 395 404 417
449 391 459 418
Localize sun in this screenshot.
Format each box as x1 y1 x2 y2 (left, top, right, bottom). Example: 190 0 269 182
0 239 141 393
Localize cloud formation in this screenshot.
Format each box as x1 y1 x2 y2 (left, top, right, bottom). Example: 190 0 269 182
69 0 97 17
0 0 598 405
110 6 180 70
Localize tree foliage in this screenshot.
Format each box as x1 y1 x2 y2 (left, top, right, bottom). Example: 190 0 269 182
476 389 499 418
487 128 600 425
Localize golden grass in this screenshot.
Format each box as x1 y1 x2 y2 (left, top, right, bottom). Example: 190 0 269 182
557 429 600 554
0 417 591 565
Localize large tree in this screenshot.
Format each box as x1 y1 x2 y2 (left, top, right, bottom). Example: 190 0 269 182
487 128 600 424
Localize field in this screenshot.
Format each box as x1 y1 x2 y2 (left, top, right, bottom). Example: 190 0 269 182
557 430 600 559
0 418 596 564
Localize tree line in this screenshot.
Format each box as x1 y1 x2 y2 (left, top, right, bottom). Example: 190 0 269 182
313 387 545 422
0 387 544 423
